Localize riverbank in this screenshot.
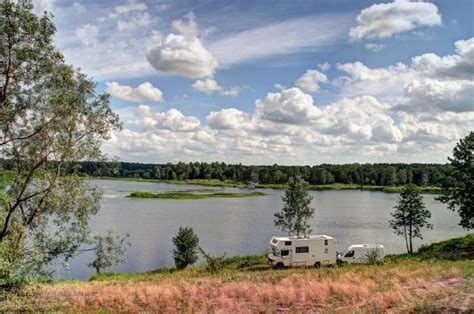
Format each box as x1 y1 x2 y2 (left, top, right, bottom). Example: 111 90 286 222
2 235 472 312
89 176 442 193
127 191 266 200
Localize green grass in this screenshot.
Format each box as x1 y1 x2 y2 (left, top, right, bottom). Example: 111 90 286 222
89 234 473 283
127 191 267 199
2 236 473 312
389 233 474 261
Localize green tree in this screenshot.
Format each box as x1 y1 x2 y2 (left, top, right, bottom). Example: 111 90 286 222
172 226 199 269
88 230 130 274
274 176 315 236
390 185 432 254
0 1 125 286
437 132 474 229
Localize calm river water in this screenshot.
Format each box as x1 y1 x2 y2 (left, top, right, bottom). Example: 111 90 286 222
56 179 468 279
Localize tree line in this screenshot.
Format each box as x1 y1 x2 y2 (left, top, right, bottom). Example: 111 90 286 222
17 161 451 187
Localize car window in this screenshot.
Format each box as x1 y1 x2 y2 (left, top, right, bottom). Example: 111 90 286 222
345 250 354 258
281 250 289 256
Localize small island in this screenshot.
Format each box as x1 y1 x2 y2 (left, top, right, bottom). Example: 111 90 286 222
127 190 267 200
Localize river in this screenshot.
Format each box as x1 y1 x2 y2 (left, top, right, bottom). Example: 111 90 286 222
55 179 468 279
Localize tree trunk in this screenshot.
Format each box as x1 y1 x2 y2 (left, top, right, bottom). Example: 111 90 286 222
408 224 413 254
403 225 409 254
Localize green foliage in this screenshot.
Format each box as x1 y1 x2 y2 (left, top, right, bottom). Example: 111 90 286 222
199 247 226 273
416 233 474 260
52 160 450 188
223 254 269 270
390 184 433 254
365 249 382 265
437 132 473 229
0 1 125 287
274 176 315 236
172 227 199 269
128 191 265 199
88 230 130 274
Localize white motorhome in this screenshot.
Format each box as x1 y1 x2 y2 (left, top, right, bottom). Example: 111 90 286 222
268 235 337 268
338 244 385 264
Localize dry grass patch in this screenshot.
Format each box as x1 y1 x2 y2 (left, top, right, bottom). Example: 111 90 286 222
6 261 468 313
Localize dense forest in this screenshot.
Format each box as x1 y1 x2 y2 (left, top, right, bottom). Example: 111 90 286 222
2 160 448 187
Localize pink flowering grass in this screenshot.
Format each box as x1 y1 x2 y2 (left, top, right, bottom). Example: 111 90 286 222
2 259 471 312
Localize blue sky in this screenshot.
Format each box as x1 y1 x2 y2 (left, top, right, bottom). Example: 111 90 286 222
34 0 474 164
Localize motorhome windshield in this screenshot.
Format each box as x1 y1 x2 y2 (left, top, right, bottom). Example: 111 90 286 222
271 246 280 256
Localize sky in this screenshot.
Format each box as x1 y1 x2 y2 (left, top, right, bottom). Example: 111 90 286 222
33 0 473 165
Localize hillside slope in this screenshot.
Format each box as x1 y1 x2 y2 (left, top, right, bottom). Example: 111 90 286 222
2 235 473 312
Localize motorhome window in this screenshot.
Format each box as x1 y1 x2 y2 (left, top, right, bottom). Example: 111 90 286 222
345 250 354 258
324 240 328 246
284 241 292 246
281 250 289 256
272 239 278 244
324 248 328 254
296 246 309 253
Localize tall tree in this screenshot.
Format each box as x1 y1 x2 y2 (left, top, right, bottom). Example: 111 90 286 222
390 184 432 254
0 0 125 286
274 176 315 236
172 226 199 269
437 132 473 229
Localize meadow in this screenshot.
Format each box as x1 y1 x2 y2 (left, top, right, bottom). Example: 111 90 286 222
2 234 472 312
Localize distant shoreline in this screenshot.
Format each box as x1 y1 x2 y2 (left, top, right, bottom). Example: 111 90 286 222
87 176 442 194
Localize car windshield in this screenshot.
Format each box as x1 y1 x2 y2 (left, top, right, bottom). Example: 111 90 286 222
272 246 280 257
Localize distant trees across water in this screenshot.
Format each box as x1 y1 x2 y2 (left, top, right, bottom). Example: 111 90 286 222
1 160 449 187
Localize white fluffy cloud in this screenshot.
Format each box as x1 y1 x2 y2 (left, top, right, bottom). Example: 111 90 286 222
318 62 331 71
256 88 321 124
109 2 147 18
132 105 200 132
207 108 248 129
192 78 223 95
319 96 403 143
117 12 151 31
412 38 474 80
76 24 99 46
337 38 474 113
105 86 471 164
295 69 328 93
106 82 164 103
221 87 241 97
192 78 241 96
336 61 414 98
402 79 474 112
350 0 441 41
146 14 218 78
365 43 385 52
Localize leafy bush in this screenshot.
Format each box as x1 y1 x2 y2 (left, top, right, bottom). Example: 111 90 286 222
199 247 226 273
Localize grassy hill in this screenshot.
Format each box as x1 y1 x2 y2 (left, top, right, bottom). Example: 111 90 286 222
1 234 473 312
